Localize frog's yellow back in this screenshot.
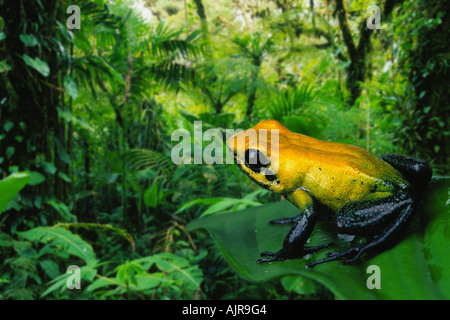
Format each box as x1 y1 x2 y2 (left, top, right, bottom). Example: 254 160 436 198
228 120 407 211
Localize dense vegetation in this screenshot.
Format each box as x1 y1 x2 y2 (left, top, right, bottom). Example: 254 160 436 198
0 0 448 299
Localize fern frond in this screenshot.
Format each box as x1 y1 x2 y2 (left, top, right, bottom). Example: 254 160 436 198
124 148 174 173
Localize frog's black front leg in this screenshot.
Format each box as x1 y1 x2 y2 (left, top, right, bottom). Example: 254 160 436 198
258 189 333 263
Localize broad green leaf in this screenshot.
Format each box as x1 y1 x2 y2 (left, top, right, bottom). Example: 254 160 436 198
18 227 96 265
28 171 46 186
86 277 120 294
0 172 30 214
22 54 50 77
187 177 450 300
39 260 60 279
134 273 164 290
63 74 78 99
19 34 38 47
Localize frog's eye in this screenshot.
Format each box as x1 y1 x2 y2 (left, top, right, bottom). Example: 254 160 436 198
245 149 270 172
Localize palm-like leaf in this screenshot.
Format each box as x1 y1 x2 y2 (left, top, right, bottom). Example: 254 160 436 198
267 84 316 121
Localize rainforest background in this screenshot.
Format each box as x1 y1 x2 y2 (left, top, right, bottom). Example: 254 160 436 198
0 0 448 300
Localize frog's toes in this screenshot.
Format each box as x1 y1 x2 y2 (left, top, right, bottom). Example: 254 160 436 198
257 249 294 263
257 253 284 263
257 257 277 263
260 250 277 257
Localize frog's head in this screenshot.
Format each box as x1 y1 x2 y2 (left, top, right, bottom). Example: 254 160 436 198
227 120 301 194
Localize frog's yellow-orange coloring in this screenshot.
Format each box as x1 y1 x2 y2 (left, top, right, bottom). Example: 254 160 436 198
227 120 432 267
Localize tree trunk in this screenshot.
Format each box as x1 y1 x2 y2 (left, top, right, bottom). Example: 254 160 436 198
193 0 208 33
334 0 371 106
0 1 67 216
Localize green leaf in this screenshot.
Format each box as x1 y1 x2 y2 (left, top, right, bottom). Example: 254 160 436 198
86 277 119 293
143 182 159 208
3 121 14 132
63 75 78 99
47 199 77 222
19 34 38 47
0 59 12 73
187 177 450 300
150 253 203 291
39 260 60 279
42 265 97 298
200 198 261 217
0 172 30 214
134 273 164 290
28 171 46 186
22 54 50 77
41 161 56 174
175 198 224 215
18 227 96 265
6 146 14 159
58 171 72 183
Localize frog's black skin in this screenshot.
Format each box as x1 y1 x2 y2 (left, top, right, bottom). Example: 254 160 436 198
257 154 432 267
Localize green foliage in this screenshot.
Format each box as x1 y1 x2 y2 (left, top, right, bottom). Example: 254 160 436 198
389 0 449 173
175 189 268 217
0 0 448 301
18 227 97 266
0 172 30 214
187 177 450 299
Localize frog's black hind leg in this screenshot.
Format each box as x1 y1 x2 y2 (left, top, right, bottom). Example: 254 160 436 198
306 192 415 268
382 154 432 188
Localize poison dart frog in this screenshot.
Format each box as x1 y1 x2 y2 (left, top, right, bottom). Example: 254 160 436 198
227 120 432 267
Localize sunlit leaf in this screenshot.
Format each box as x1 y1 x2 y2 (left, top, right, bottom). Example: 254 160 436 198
22 54 50 77
64 75 79 99
19 34 38 47
18 227 97 265
0 172 30 214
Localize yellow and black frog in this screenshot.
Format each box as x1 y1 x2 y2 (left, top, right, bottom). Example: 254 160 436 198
227 120 432 267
